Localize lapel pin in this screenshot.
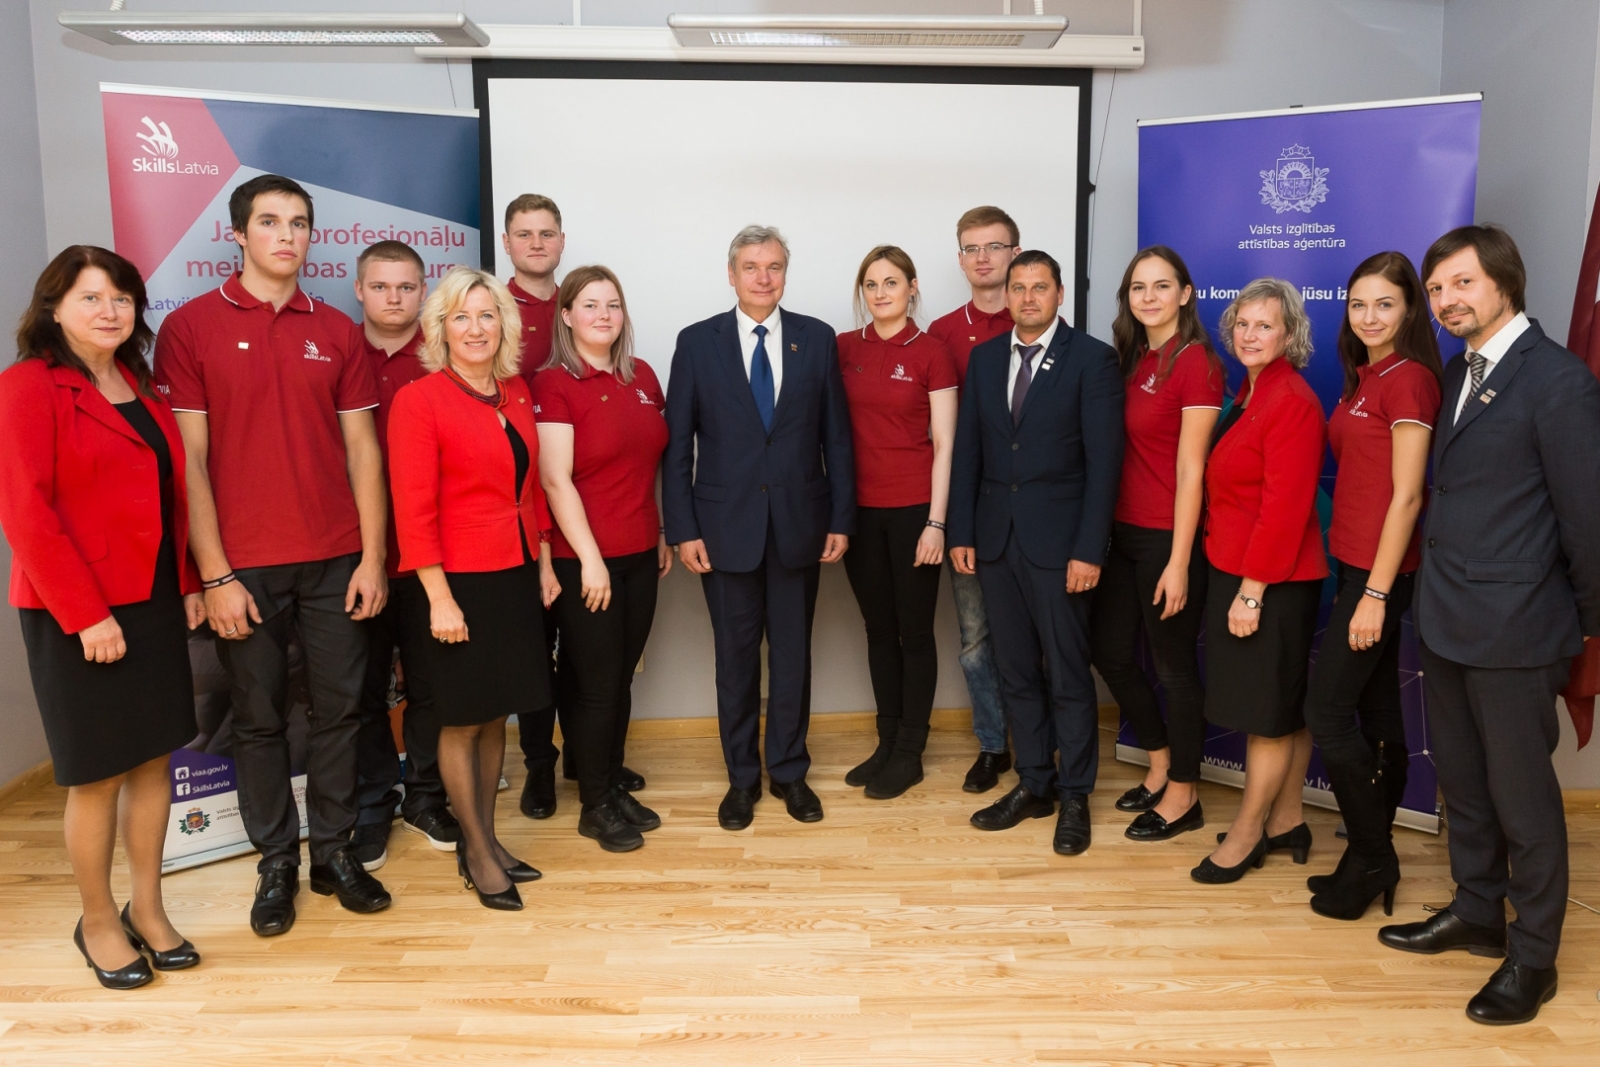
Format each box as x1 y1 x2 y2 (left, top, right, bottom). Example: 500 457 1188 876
790 343 798 352
237 342 249 349
601 395 609 402
1480 389 1495 403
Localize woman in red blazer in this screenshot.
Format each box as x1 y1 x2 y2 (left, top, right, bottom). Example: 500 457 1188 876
0 246 205 988
1192 278 1329 886
389 267 556 911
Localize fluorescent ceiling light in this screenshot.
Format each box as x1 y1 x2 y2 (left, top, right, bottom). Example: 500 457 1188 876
667 14 1068 50
57 12 489 48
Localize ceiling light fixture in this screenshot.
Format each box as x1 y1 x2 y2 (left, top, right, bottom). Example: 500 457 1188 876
666 14 1067 51
57 11 489 48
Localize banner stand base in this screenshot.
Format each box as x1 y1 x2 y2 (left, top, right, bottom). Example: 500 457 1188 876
1115 743 1440 835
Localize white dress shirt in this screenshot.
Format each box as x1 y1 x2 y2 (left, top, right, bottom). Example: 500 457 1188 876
1006 317 1061 400
1454 311 1529 422
735 305 784 403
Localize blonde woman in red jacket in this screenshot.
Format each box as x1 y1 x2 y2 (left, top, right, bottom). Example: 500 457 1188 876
389 267 557 912
1193 278 1329 885
0 247 205 988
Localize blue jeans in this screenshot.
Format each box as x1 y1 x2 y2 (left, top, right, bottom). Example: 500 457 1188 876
949 562 1007 753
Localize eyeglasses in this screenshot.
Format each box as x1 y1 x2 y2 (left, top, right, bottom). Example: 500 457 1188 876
959 242 1016 257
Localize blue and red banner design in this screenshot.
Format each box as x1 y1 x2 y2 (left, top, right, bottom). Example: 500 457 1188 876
1133 95 1483 831
100 84 478 869
102 83 479 330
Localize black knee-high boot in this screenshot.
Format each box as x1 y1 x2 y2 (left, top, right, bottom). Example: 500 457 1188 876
1310 763 1400 921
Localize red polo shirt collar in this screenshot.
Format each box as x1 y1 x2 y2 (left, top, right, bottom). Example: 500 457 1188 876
857 322 923 346
218 272 314 314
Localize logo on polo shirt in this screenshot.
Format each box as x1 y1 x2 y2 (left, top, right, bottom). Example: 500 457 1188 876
1140 371 1158 395
1260 144 1329 214
1349 395 1370 418
636 389 656 406
890 363 914 382
130 115 222 176
303 340 331 363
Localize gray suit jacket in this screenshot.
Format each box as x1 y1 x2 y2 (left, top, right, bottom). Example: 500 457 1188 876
1416 319 1600 667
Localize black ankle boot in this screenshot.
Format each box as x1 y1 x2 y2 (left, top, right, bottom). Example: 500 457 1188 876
865 725 928 800
846 716 899 787
1310 851 1400 920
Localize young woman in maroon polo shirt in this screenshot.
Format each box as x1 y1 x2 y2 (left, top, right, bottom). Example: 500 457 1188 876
837 246 960 799
390 267 555 911
1304 253 1442 920
1195 278 1329 885
1091 247 1223 843
532 265 671 853
0 247 206 987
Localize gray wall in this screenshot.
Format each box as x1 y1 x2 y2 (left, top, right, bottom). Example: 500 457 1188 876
13 1 1600 783
0 0 50 786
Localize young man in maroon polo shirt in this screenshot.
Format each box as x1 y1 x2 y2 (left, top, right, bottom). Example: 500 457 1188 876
347 241 461 869
928 206 1021 794
157 175 392 936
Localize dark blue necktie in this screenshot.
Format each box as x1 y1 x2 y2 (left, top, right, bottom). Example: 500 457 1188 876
750 323 775 432
1011 343 1042 425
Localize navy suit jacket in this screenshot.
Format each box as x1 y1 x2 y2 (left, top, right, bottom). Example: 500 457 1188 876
663 308 856 573
1416 319 1600 667
948 318 1124 570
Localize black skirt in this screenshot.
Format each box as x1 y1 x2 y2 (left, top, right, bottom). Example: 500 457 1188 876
427 561 550 727
19 544 196 787
1203 564 1323 739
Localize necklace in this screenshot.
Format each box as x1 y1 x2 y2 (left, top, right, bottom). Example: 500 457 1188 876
443 364 505 409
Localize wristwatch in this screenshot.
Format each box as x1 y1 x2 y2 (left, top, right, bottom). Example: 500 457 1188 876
1236 590 1263 610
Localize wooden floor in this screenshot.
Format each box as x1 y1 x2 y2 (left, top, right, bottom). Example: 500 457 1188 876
1 711 1597 1066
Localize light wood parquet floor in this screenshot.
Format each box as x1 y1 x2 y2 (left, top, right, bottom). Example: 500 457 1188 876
1 709 1597 1066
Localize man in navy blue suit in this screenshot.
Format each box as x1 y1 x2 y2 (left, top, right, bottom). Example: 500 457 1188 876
663 226 856 830
949 249 1124 856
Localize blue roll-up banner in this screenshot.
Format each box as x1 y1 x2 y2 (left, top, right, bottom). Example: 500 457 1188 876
1130 94 1483 833
99 84 479 870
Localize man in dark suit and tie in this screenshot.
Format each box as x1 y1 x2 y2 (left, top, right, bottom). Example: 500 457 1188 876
949 249 1124 856
664 226 855 830
1377 225 1600 1025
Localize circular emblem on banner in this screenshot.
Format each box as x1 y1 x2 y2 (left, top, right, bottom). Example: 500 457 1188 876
177 807 212 835
1260 144 1329 214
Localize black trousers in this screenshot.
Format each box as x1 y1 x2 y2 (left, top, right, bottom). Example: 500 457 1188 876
517 604 568 770
551 550 658 807
1089 522 1208 782
978 532 1098 801
701 525 820 789
1420 644 1570 969
842 504 941 736
221 554 367 870
1304 564 1412 782
355 573 446 825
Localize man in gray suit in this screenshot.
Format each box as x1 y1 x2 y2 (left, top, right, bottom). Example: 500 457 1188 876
1378 225 1600 1025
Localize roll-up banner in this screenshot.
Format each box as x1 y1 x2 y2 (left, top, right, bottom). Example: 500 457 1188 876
98 84 479 870
1132 94 1483 833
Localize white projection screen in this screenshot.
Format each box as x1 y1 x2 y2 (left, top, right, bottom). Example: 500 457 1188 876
474 61 1091 721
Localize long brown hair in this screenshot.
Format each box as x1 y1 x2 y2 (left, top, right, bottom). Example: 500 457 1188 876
545 265 638 385
15 245 156 396
1336 251 1443 401
1111 246 1221 386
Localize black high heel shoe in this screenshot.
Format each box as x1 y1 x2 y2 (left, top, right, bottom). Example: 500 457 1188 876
1217 822 1312 864
1190 837 1269 884
74 917 154 989
1309 855 1400 921
120 903 200 971
457 848 523 911
503 859 542 884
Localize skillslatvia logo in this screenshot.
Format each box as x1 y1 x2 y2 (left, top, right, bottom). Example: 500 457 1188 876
1260 144 1329 214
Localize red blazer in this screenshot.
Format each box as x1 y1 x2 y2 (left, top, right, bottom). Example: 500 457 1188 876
1204 357 1329 585
0 359 199 633
388 371 552 573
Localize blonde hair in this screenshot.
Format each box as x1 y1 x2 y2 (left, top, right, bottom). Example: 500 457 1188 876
420 267 523 379
852 245 920 328
545 265 638 385
1220 277 1313 369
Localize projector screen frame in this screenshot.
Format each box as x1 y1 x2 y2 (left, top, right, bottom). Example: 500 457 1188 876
471 58 1094 329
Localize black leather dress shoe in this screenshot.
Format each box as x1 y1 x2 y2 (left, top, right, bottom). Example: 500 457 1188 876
520 760 557 819
250 862 299 937
718 784 761 830
1053 797 1092 856
771 777 824 823
617 766 646 792
962 750 1011 794
614 788 661 831
970 783 1055 830
121 903 200 971
1378 910 1506 957
1466 958 1558 1025
1114 781 1166 812
309 848 393 914
1125 800 1204 841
